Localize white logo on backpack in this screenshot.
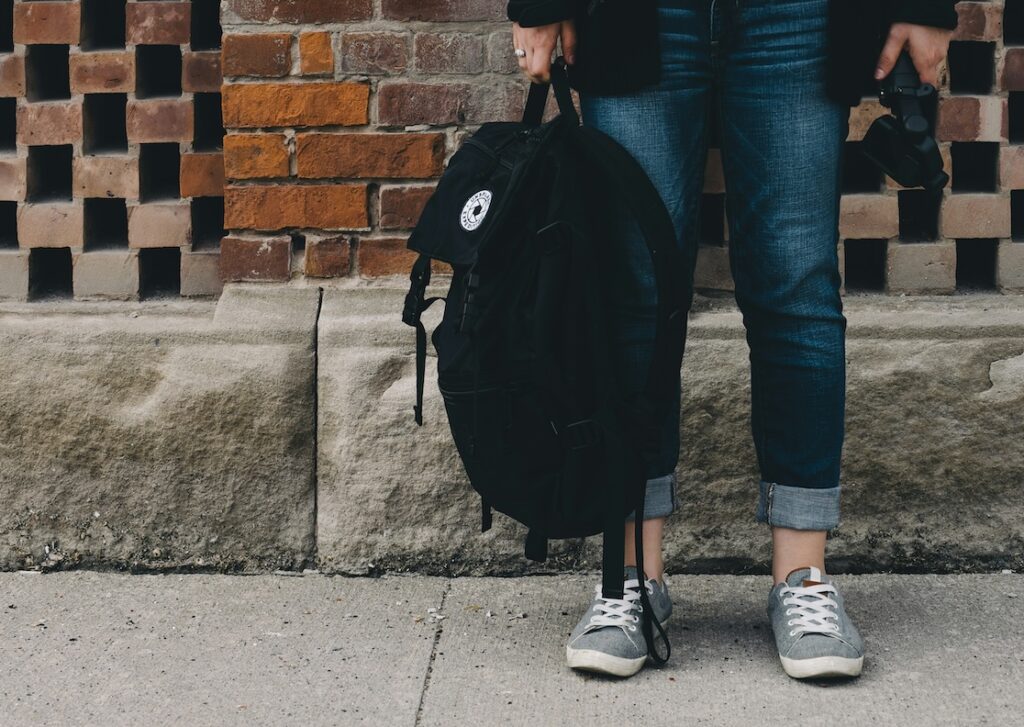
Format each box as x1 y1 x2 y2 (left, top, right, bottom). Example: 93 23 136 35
460 190 493 232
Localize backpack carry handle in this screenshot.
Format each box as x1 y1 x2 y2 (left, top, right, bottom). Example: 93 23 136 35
522 57 579 127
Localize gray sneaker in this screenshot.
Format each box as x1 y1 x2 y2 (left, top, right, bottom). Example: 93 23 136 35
565 567 672 677
768 566 864 679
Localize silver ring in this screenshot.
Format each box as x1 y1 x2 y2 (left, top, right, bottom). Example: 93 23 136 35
514 48 527 58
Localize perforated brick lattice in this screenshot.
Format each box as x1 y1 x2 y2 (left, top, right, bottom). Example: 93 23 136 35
0 0 224 300
2 1 1024 300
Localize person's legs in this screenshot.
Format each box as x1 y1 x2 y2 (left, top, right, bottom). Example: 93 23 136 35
564 0 710 677
719 0 862 678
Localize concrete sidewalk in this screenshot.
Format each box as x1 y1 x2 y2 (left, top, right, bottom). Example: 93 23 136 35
1 572 1021 726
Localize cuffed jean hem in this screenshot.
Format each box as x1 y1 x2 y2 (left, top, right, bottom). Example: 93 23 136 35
755 481 841 531
626 473 678 522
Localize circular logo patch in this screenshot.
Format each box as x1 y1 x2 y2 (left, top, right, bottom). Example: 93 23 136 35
460 190 493 232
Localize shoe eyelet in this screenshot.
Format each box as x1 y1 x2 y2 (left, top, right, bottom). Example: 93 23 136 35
629 626 637 632
789 630 797 637
633 616 640 624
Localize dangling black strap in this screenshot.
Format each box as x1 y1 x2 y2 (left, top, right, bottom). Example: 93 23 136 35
402 254 442 426
634 479 671 665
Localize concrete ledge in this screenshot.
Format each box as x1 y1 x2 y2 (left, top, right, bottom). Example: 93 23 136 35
317 288 1024 575
2 284 1022 574
0 285 320 571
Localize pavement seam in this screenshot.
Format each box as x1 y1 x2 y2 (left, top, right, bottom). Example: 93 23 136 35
413 577 451 727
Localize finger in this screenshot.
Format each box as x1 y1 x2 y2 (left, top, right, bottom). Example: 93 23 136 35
875 30 907 80
513 28 528 72
561 21 578 65
528 42 553 83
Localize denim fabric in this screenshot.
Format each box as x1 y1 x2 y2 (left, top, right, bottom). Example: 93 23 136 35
582 0 849 531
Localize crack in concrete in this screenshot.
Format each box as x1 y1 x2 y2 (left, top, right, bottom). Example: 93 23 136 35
414 578 451 727
311 287 324 568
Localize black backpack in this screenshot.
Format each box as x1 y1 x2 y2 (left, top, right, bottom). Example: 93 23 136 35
402 60 687 663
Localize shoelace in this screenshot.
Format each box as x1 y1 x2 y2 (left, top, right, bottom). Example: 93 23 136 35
780 581 841 637
585 578 653 633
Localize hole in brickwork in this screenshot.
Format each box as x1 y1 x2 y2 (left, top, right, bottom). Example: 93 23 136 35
136 45 182 99
191 196 224 249
139 247 181 298
290 232 306 252
29 247 72 300
84 198 128 250
843 239 887 292
26 45 71 102
0 201 16 248
0 0 12 54
951 142 999 192
81 0 126 50
191 0 222 51
193 93 225 151
0 97 15 151
139 143 180 201
1006 0 1024 45
898 190 942 242
956 239 998 291
1010 93 1024 144
27 145 72 202
699 194 726 246
82 94 127 154
843 142 883 193
1013 191 1024 241
947 42 995 95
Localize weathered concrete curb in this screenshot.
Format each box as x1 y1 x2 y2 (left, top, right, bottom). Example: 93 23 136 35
3 284 1023 574
0 285 320 572
317 288 1024 575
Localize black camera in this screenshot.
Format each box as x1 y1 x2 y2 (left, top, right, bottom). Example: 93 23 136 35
861 52 949 191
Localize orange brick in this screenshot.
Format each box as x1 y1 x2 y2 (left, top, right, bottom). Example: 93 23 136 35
182 51 223 93
128 202 191 248
126 2 191 45
127 99 193 143
222 34 293 77
13 2 80 44
0 158 27 202
941 195 1011 239
18 203 84 248
222 82 369 128
296 133 444 179
180 153 226 198
304 235 350 277
70 52 135 94
300 32 334 75
73 156 139 199
0 55 25 97
17 102 83 146
225 184 368 230
357 237 416 277
224 134 290 179
839 194 899 239
220 235 292 282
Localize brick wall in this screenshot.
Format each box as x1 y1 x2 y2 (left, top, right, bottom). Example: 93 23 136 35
0 1 1022 300
0 0 226 301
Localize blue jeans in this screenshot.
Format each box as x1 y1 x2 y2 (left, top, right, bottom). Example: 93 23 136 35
592 0 849 530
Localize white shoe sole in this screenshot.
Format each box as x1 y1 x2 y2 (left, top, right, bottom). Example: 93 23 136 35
566 647 647 677
566 613 672 678
780 654 864 679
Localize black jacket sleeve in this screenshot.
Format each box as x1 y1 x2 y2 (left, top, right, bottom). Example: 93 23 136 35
889 0 959 30
506 0 575 27
507 0 960 31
